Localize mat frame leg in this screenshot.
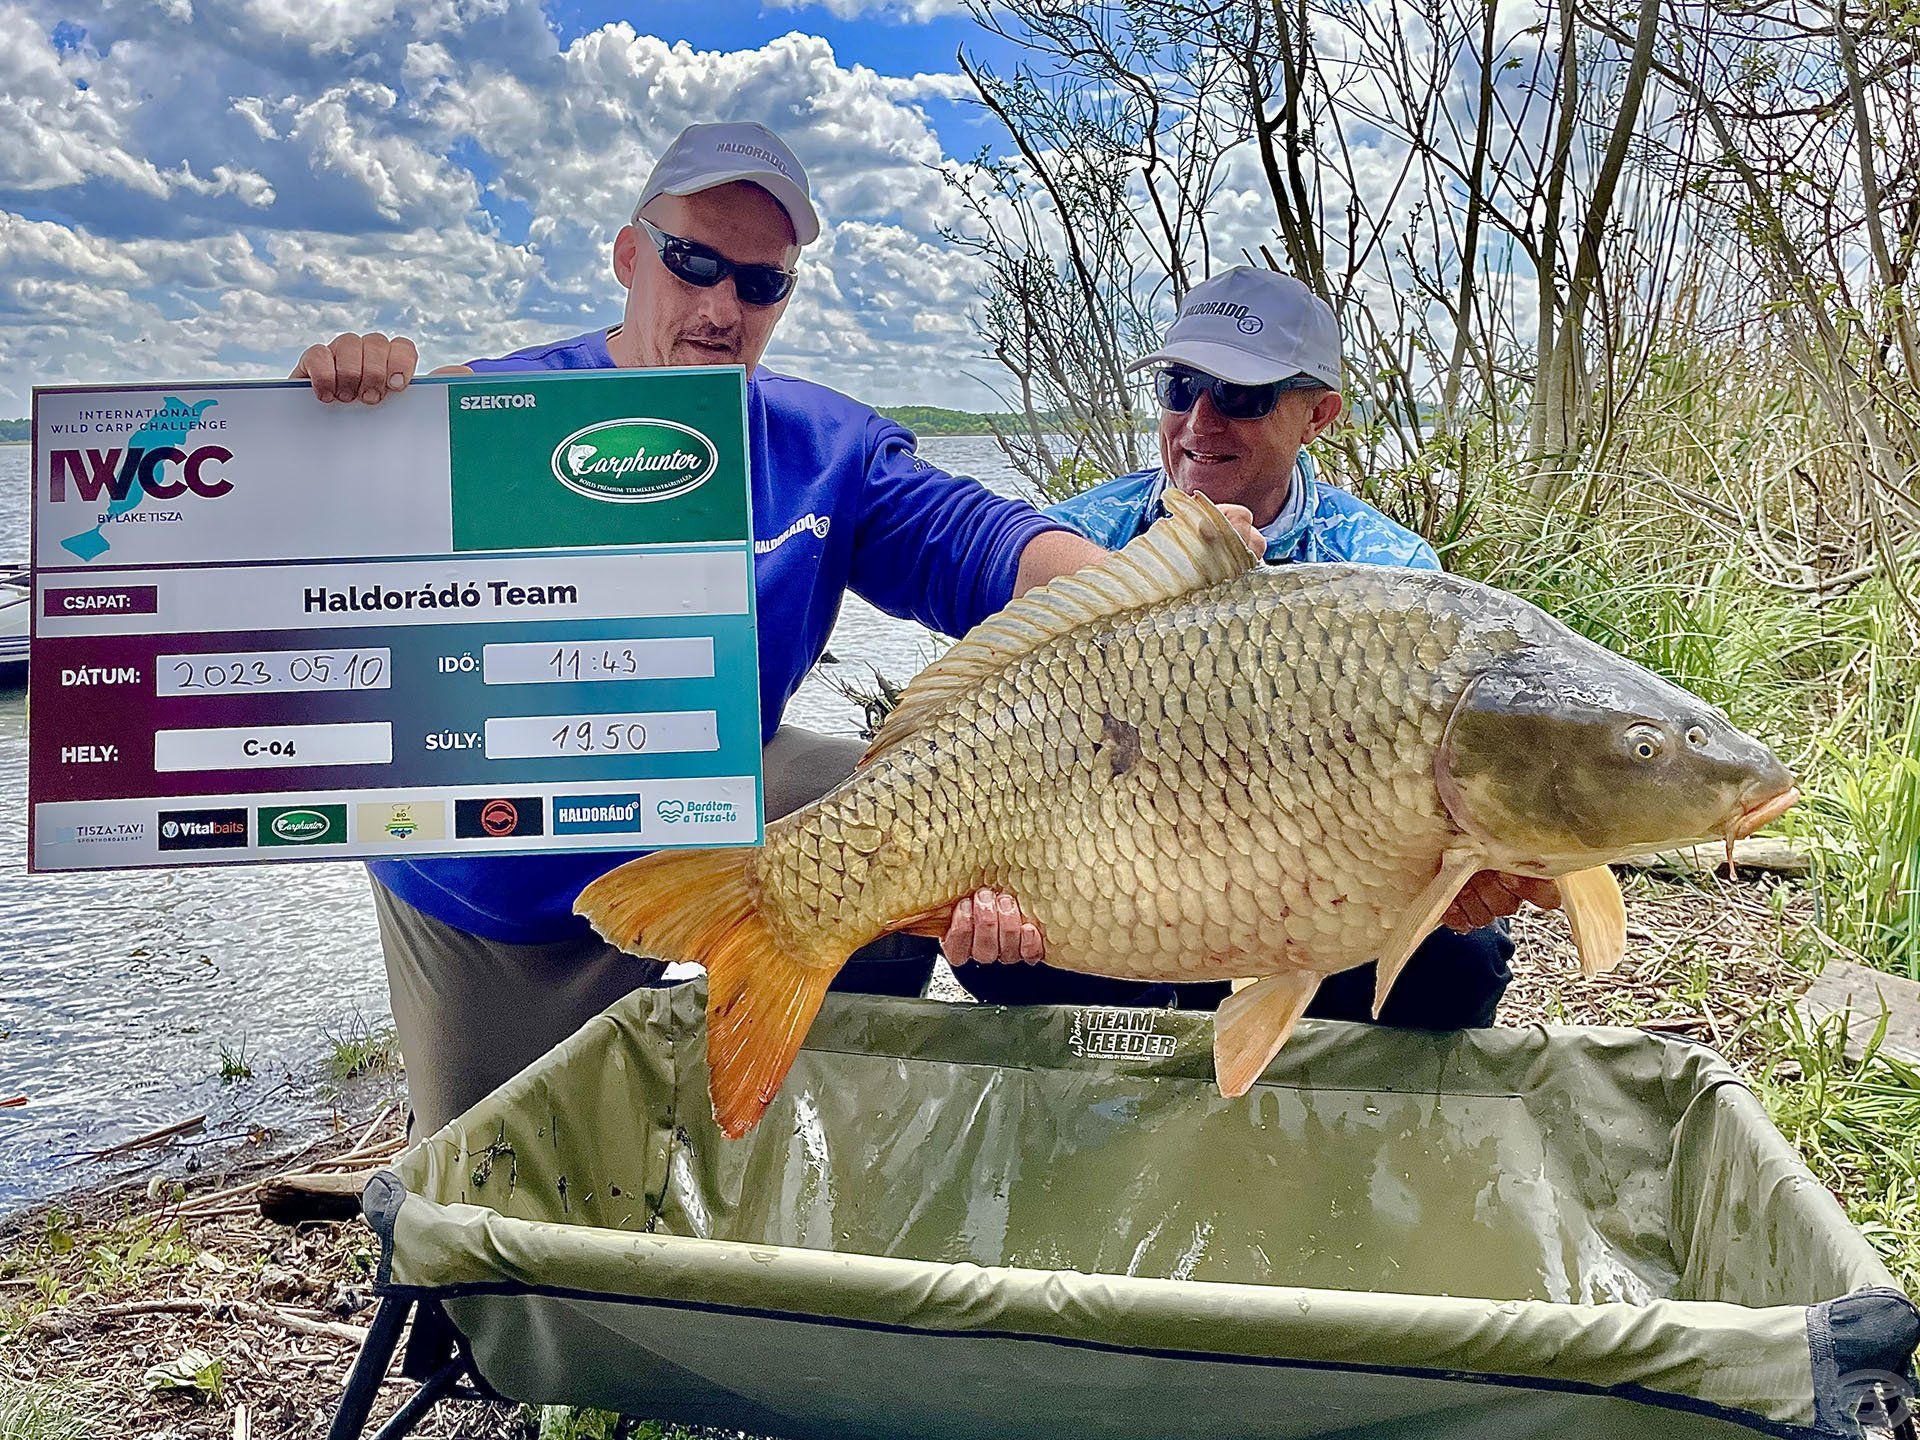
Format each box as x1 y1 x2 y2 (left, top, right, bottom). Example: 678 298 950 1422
327 1296 412 1440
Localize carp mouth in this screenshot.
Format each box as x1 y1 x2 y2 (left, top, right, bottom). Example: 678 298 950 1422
1727 785 1800 841
1718 784 1800 869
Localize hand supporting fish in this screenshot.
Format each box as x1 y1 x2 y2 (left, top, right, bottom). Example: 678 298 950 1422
942 871 1564 966
577 489 1799 1139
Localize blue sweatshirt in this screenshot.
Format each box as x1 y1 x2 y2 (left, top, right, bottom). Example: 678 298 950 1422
1045 455 1440 570
368 327 1063 943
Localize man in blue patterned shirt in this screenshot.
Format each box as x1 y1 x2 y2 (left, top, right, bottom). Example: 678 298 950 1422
944 267 1562 1030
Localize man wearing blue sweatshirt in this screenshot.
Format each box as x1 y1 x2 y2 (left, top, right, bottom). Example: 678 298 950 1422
293 123 1275 1136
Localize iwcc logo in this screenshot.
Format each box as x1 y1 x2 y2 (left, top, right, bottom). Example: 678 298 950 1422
551 419 717 504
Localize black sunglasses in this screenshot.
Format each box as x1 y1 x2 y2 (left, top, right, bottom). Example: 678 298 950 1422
636 217 797 307
1154 365 1322 421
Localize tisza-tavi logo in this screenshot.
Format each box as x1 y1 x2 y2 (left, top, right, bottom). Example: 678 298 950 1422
551 419 718 503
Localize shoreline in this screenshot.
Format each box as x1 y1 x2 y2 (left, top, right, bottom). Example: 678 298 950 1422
7 868 1893 1440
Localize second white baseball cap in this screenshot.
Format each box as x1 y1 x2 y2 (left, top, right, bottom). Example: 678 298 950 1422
633 121 822 246
1129 266 1341 387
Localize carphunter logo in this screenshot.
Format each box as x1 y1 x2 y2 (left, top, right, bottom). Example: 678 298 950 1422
551 419 718 503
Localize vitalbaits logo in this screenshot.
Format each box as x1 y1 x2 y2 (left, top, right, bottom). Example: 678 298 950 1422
455 797 544 839
157 808 247 851
258 805 347 847
550 419 717 503
47 397 228 562
553 795 643 835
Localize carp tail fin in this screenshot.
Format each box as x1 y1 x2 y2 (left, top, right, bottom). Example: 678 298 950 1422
576 850 838 1139
1559 864 1628 977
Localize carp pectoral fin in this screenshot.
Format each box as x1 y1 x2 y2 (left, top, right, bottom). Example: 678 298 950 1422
1213 972 1321 1098
1559 865 1628 977
884 902 959 941
1371 848 1483 1019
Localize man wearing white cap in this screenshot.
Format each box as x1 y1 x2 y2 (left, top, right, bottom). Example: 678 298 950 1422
945 266 1563 1028
287 122 1234 1136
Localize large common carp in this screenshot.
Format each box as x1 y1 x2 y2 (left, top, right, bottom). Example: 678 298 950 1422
578 490 1798 1138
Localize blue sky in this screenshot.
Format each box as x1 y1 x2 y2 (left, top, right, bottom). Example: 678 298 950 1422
0 0 1068 415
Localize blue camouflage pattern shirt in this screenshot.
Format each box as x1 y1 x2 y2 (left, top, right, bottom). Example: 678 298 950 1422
1044 452 1439 570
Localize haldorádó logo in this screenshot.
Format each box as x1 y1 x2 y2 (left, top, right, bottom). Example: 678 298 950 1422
551 419 717 503
553 795 643 835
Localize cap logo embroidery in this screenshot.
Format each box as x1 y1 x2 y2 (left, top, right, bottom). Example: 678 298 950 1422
714 141 793 179
1236 315 1265 334
1183 299 1253 321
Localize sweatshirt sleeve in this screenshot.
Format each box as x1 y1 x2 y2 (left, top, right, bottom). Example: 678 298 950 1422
848 415 1069 638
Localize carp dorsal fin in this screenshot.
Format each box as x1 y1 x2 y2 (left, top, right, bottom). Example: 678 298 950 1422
859 487 1257 765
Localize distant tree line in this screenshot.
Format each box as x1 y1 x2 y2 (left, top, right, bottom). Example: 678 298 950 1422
0 419 27 442
880 404 1079 436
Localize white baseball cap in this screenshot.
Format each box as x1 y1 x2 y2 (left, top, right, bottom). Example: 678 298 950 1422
633 121 822 246
1129 266 1341 388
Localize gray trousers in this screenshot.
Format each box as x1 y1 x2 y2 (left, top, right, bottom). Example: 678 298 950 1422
370 724 935 1138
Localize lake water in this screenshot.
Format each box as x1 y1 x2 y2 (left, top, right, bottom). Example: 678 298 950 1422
0 433 1036 1212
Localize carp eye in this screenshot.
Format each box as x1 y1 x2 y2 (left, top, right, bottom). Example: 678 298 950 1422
1685 724 1709 748
1625 724 1665 762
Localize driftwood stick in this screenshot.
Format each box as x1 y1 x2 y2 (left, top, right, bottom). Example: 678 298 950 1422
258 1172 368 1225
349 1101 398 1155
57 1115 206 1168
1622 837 1809 877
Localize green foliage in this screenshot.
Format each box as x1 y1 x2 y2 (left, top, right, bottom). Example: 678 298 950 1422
522 1407 712 1440
1756 1003 1920 1292
141 1348 223 1403
216 1037 253 1083
0 419 27 444
0 1210 196 1331
0 1379 96 1440
323 1016 400 1078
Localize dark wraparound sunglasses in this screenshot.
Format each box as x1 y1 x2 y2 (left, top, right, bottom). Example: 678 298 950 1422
1154 365 1323 421
636 217 797 307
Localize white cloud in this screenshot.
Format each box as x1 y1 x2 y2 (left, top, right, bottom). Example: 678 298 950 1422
0 2 1028 413
764 0 971 22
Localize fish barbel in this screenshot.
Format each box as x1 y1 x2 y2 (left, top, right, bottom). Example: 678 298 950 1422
578 489 1798 1138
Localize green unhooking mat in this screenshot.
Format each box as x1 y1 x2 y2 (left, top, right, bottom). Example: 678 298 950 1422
362 983 1918 1439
